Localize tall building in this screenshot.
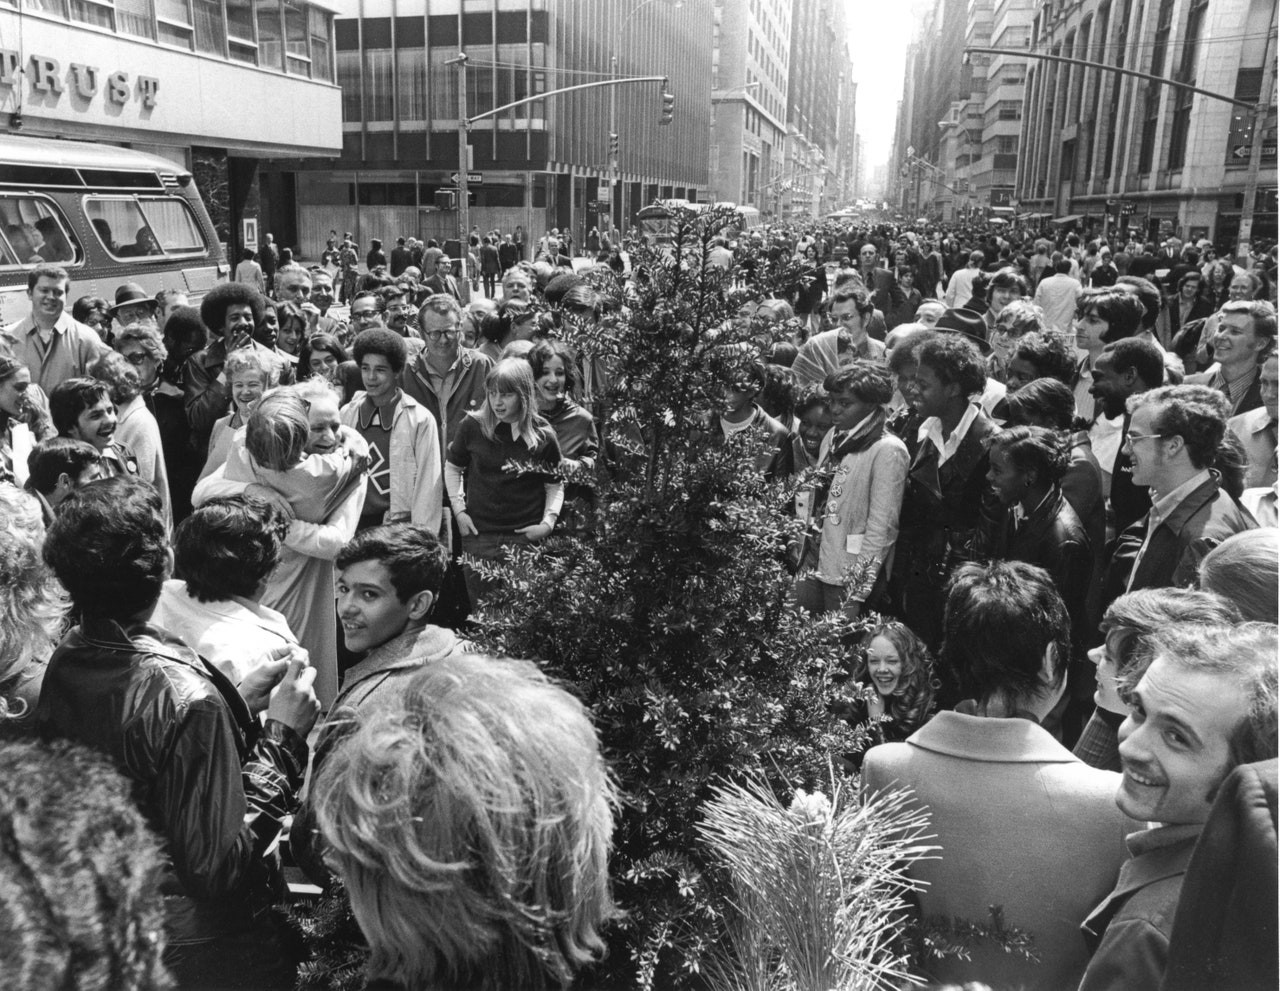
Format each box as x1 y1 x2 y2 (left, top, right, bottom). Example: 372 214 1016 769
971 0 1032 218
891 0 972 218
786 0 850 216
708 0 791 215
0 0 341 260
261 0 711 257
1015 0 1277 248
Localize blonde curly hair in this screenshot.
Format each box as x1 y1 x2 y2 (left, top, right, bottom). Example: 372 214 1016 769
0 484 68 720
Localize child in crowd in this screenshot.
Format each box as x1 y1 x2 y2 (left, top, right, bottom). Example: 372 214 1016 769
527 340 598 531
293 523 473 887
445 357 564 607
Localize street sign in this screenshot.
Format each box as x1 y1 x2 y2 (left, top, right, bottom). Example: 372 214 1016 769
450 172 483 184
1232 145 1251 160
588 200 609 213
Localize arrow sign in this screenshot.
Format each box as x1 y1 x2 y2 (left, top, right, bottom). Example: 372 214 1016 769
1232 145 1250 160
451 172 484 184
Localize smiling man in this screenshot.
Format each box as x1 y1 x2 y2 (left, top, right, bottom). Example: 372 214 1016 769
340 328 441 534
1 264 105 392
1078 621 1277 991
291 523 471 886
49 376 140 480
1104 384 1256 603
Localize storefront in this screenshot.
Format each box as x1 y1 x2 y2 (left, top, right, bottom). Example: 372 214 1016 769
0 0 341 261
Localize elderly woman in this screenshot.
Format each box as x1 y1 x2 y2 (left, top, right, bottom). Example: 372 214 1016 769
313 653 618 991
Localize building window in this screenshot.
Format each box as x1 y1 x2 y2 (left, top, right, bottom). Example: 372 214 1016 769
397 47 426 121
364 47 394 121
155 0 193 48
1226 68 1264 163
336 49 361 122
115 0 154 37
1168 0 1208 169
23 0 67 16
257 0 283 70
1138 101 1158 172
284 0 309 75
308 6 331 81
68 0 113 30
193 0 226 56
225 0 256 63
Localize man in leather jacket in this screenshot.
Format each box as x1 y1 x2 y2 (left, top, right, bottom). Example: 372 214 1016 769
35 476 320 990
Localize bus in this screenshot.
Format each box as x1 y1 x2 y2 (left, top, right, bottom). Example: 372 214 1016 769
0 136 227 325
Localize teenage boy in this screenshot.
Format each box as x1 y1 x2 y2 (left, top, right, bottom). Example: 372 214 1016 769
292 523 472 887
794 361 908 619
340 328 443 535
49 376 139 479
24 436 103 524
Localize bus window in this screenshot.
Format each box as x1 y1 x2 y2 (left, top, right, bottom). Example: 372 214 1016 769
85 195 207 259
139 197 205 254
0 194 82 268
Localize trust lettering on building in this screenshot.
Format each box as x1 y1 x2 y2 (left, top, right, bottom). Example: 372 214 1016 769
0 51 158 110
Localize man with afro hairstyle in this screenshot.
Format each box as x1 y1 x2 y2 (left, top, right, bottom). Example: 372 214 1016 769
340 327 443 533
184 283 294 455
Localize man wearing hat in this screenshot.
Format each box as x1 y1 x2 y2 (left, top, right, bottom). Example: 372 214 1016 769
110 282 159 332
1 264 105 393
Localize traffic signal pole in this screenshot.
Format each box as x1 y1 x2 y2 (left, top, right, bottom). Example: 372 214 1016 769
965 45 1270 265
449 52 670 259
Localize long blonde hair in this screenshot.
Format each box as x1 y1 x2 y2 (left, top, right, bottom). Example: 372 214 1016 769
477 357 552 449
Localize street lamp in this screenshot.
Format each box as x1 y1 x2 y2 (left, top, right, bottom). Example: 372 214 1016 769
609 0 683 232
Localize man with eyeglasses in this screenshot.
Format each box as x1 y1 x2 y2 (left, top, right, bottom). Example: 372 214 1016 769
1103 384 1255 605
381 285 416 338
349 291 387 336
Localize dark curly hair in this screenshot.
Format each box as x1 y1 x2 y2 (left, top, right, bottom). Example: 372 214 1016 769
527 339 581 397
823 360 894 405
352 328 409 375
0 736 171 990
198 282 265 336
1076 286 1144 342
1003 377 1081 431
1009 331 1078 386
916 333 987 397
987 424 1071 488
174 496 289 603
43 475 168 622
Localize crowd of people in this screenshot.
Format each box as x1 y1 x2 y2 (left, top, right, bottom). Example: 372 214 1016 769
0 215 1275 991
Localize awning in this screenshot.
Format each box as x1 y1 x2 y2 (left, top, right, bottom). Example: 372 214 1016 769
1050 214 1083 224
990 206 1015 214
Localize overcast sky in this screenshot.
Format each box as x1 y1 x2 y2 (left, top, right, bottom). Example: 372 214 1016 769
846 0 919 170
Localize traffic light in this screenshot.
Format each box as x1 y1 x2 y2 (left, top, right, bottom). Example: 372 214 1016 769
609 131 619 159
659 81 674 125
433 189 457 209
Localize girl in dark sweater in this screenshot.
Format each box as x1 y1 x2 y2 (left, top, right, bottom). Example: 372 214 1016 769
527 341 598 532
445 358 564 607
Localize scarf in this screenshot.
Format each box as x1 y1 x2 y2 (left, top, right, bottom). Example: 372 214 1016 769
799 407 888 569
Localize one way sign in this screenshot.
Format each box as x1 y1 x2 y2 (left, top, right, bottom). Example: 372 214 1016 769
451 172 484 184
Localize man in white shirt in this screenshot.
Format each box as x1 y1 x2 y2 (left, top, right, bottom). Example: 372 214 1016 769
1034 257 1084 335
944 250 986 309
1228 352 1278 489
